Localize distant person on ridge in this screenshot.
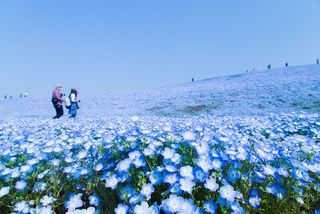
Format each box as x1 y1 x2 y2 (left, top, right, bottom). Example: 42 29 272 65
285 62 288 67
52 85 64 119
68 88 80 118
317 59 319 64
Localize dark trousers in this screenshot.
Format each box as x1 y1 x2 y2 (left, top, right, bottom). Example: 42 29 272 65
53 105 64 119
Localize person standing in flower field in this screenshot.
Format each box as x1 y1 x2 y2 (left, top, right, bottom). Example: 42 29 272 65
68 88 80 118
52 85 64 119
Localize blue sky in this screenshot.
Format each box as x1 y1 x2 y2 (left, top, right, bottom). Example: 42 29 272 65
0 0 319 96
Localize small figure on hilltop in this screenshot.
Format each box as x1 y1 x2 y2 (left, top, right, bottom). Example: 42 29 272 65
68 88 80 118
285 62 288 67
52 85 64 119
267 65 271 70
192 78 194 82
20 92 28 98
317 59 319 64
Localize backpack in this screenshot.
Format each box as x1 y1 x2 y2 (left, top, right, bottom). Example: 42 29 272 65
65 96 71 109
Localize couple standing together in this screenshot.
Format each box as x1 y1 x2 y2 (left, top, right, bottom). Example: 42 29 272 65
52 85 80 119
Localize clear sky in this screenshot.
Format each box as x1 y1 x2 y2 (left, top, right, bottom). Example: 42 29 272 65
0 0 319 96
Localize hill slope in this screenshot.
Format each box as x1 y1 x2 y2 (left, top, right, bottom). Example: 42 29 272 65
1 64 319 118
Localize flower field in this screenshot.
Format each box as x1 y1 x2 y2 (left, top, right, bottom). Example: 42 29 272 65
0 113 320 213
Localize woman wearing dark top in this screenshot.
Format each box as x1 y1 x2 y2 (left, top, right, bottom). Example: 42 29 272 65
52 85 64 119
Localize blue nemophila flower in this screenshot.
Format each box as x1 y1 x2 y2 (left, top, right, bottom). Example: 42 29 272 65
254 168 266 180
150 140 163 148
164 173 178 185
33 205 54 214
293 168 313 182
51 159 60 166
231 161 242 169
197 155 213 172
162 147 175 159
165 164 177 173
65 193 83 211
40 195 56 206
255 146 273 162
204 200 218 214
118 171 130 183
172 153 182 164
105 174 119 190
181 199 198 214
89 194 100 207
120 184 136 200
169 182 182 194
131 115 140 122
193 167 207 183
294 187 304 196
129 150 142 160
129 193 144 206
79 167 89 175
133 157 146 168
179 178 195 194
149 169 163 185
143 147 155 156
65 156 74 163
277 188 286 200
37 171 47 179
227 167 241 184
182 131 196 141
212 158 223 171
15 180 27 190
236 147 247 161
14 201 30 214
33 181 47 192
116 158 132 172
1 167 12 176
248 189 261 209
278 167 289 177
265 184 286 199
265 184 278 196
263 164 277 177
134 201 159 214
163 194 184 213
0 186 10 197
204 177 219 192
195 141 210 155
230 201 245 214
219 184 237 203
180 165 194 180
94 163 103 171
11 167 20 178
141 183 154 199
217 196 228 207
63 166 73 174
303 162 320 174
